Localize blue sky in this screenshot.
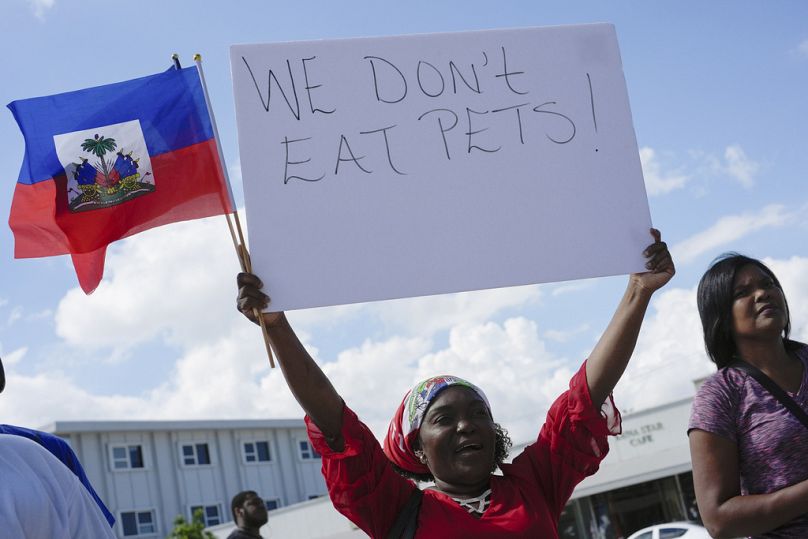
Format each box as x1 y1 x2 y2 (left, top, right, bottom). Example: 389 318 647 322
1 0 807 443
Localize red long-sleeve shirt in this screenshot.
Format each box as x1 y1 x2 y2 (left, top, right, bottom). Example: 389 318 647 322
305 362 620 538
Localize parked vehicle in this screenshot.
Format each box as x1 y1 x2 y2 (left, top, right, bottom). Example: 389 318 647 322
626 521 711 539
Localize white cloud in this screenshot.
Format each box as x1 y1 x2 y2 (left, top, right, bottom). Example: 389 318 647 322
0 305 53 328
54 216 242 350
27 0 54 19
1 347 28 366
323 335 435 436
26 309 53 321
765 256 808 343
411 317 571 444
6 307 23 327
142 324 298 420
640 147 690 196
543 324 590 343
0 321 302 427
639 145 760 196
1 370 147 425
549 281 594 297
721 145 759 188
286 303 366 330
369 285 541 337
614 287 711 412
671 204 793 265
695 145 760 189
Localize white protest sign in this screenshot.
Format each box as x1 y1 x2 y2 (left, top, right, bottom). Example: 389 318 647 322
231 24 651 311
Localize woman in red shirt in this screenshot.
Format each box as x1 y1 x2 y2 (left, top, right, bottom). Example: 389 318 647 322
237 230 674 538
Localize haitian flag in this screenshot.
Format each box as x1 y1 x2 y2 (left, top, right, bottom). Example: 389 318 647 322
7 66 234 293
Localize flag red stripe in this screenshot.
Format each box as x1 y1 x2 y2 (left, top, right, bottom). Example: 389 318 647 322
10 139 233 258
9 179 70 257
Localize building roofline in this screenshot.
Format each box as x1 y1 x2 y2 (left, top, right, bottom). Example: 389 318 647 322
509 393 696 453
618 394 695 419
39 418 306 434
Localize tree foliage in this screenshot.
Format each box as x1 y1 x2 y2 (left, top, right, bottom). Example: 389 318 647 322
166 508 216 539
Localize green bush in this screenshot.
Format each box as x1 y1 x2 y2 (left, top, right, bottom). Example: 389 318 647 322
166 508 216 539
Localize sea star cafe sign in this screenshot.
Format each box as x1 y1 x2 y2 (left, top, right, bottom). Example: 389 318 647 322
231 24 651 311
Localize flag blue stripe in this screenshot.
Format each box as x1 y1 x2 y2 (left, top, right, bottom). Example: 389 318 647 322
8 66 214 185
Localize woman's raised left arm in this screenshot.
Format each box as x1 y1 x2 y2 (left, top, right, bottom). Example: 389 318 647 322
585 229 675 407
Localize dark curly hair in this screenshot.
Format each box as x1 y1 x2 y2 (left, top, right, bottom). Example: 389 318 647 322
390 422 513 483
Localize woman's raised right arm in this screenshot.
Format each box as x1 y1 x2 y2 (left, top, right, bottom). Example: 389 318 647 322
237 272 345 449
690 429 808 538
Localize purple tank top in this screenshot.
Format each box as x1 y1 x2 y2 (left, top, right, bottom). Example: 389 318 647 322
688 345 808 538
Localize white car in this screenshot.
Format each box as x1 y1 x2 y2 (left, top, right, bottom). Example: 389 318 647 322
626 521 711 539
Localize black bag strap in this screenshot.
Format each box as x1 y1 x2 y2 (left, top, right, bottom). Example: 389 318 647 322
731 361 808 430
386 488 423 539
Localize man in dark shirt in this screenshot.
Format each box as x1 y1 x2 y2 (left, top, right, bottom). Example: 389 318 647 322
228 490 269 538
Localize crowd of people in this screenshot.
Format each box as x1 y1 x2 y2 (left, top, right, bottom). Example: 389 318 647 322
236 231 807 538
2 227 806 538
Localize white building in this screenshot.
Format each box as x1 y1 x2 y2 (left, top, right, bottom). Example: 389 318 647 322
41 418 328 538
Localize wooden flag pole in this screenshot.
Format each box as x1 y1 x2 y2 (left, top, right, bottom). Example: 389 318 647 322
191 53 276 368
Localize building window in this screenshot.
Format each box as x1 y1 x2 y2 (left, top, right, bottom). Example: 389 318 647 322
181 443 211 466
110 444 145 470
190 504 223 527
265 498 281 511
121 510 156 537
298 440 320 460
243 440 272 463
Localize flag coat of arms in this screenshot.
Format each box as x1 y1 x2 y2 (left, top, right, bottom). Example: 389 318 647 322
8 66 234 293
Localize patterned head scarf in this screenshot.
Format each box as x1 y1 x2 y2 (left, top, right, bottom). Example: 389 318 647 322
383 375 491 474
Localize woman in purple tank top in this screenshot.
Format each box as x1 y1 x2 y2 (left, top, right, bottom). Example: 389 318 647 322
688 254 808 539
